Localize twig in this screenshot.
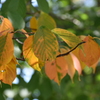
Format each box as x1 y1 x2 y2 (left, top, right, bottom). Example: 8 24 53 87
57 41 85 57
16 58 25 61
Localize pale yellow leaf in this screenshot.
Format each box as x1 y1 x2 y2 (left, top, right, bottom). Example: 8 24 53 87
23 35 41 71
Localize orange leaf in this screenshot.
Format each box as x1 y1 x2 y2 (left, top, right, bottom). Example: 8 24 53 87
0 56 17 85
72 48 86 69
23 35 41 71
79 36 100 66
0 16 14 37
0 33 14 66
45 57 68 84
64 54 75 80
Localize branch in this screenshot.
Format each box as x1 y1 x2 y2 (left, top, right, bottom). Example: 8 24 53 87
57 41 85 57
16 58 25 61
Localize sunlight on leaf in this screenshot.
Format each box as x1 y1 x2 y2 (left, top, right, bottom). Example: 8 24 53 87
23 35 41 71
52 28 82 48
70 53 82 75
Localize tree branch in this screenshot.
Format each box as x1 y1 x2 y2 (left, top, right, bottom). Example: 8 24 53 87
57 41 85 57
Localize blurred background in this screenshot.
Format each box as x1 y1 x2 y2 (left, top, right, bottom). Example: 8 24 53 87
0 0 100 100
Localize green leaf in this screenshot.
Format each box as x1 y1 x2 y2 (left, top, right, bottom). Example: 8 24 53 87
1 0 26 17
8 0 26 17
52 28 82 48
33 26 59 61
1 0 11 16
38 12 56 30
7 11 25 29
37 0 49 13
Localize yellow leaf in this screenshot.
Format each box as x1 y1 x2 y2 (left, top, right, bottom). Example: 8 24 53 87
23 35 41 71
30 17 38 33
0 56 17 85
0 33 14 66
45 56 68 84
52 28 82 48
79 36 100 66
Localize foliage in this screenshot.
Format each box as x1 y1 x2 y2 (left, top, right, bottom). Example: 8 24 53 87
0 0 100 100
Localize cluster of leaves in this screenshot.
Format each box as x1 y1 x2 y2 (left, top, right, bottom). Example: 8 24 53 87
0 10 100 86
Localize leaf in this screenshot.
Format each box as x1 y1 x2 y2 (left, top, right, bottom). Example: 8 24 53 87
0 56 17 85
45 56 68 84
38 12 56 30
52 28 82 48
33 26 59 61
7 11 25 29
30 17 38 33
8 0 26 17
70 53 82 75
1 0 26 17
0 33 14 66
37 0 49 13
0 16 14 37
79 36 100 66
64 54 75 81
23 35 41 71
72 48 86 69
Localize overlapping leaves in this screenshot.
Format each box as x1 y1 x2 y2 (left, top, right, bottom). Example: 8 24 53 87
0 12 100 86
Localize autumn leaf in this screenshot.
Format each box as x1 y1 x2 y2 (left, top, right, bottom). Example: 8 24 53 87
45 56 68 84
64 54 75 80
38 12 56 30
72 48 86 69
30 17 38 33
0 56 17 85
70 53 82 75
23 35 41 71
0 16 14 37
52 28 82 48
0 33 14 66
33 26 59 61
79 36 100 66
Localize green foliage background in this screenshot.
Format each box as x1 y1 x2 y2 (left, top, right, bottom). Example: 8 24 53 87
0 0 100 100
